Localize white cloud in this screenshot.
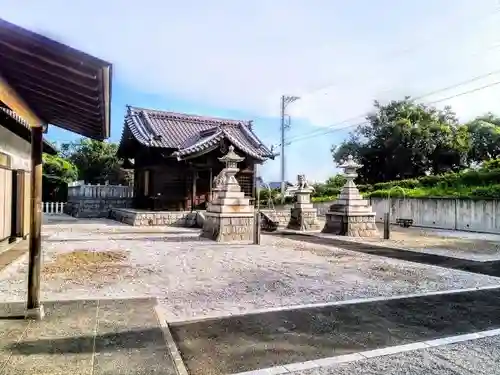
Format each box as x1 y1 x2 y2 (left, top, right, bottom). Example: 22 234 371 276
2 0 500 129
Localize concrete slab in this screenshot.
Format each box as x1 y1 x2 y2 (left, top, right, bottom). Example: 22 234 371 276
0 240 28 274
170 288 500 375
0 298 176 375
93 298 176 375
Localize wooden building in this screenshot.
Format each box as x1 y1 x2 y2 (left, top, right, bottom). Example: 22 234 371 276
0 17 112 316
117 106 276 211
0 18 112 243
0 106 56 243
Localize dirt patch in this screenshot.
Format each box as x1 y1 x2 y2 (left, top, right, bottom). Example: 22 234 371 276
42 250 132 284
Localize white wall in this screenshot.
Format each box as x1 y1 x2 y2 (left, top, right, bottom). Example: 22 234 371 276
0 124 30 170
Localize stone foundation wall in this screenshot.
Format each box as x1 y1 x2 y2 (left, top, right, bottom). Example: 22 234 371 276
201 215 254 242
287 208 321 231
323 213 378 237
64 198 133 218
345 215 379 237
322 213 345 235
260 209 291 228
110 209 199 227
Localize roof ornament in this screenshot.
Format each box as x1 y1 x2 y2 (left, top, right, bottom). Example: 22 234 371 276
219 139 228 154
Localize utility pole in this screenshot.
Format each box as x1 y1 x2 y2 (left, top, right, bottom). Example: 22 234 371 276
280 95 286 200
280 95 300 202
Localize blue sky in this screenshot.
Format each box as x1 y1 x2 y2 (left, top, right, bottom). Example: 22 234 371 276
3 0 500 182
47 80 344 183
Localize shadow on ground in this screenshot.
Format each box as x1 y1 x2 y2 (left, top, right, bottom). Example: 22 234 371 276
7 327 167 354
269 232 500 277
171 287 500 375
0 298 176 374
43 235 206 243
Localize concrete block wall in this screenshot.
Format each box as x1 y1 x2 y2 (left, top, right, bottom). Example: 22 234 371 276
273 198 500 235
370 197 500 234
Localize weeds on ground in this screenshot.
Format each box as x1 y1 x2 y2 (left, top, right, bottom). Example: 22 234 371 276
43 250 130 283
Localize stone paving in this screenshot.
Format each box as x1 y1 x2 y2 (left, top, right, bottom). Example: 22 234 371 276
0 298 176 375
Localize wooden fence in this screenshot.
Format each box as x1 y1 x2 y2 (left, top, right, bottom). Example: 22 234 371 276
42 202 66 215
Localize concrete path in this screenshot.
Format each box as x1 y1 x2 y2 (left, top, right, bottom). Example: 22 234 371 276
169 287 500 374
0 298 176 375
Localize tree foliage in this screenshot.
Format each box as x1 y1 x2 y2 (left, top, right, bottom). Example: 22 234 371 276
465 113 500 164
61 138 133 185
331 98 499 184
42 153 79 183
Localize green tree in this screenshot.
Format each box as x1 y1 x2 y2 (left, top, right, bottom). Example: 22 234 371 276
332 98 470 184
42 153 79 183
325 174 346 187
465 113 500 163
62 138 132 185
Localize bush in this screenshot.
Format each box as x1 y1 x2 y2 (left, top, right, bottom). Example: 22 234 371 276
312 195 338 202
469 184 500 198
312 185 341 197
314 166 500 201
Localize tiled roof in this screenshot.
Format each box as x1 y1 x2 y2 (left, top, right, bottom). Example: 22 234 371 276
119 106 276 161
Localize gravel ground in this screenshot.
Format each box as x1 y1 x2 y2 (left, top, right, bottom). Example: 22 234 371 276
1 217 500 322
291 335 500 374
356 224 500 262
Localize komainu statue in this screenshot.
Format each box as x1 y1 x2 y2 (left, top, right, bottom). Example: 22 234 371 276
296 174 311 190
213 170 227 189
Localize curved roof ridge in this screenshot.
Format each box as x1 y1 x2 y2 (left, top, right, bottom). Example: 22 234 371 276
127 106 249 126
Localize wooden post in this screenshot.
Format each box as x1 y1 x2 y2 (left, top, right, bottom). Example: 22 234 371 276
253 163 261 245
26 125 44 320
383 212 390 240
208 168 213 202
191 169 197 211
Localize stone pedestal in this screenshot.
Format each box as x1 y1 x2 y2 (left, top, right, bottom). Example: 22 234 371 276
322 156 379 237
286 176 321 231
201 146 255 243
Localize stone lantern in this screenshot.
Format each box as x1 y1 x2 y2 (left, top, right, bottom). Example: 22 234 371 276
201 145 255 242
286 174 321 231
321 155 379 237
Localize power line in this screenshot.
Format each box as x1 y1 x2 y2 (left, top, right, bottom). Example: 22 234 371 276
283 68 500 145
294 9 500 98
275 9 500 183
284 78 500 146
